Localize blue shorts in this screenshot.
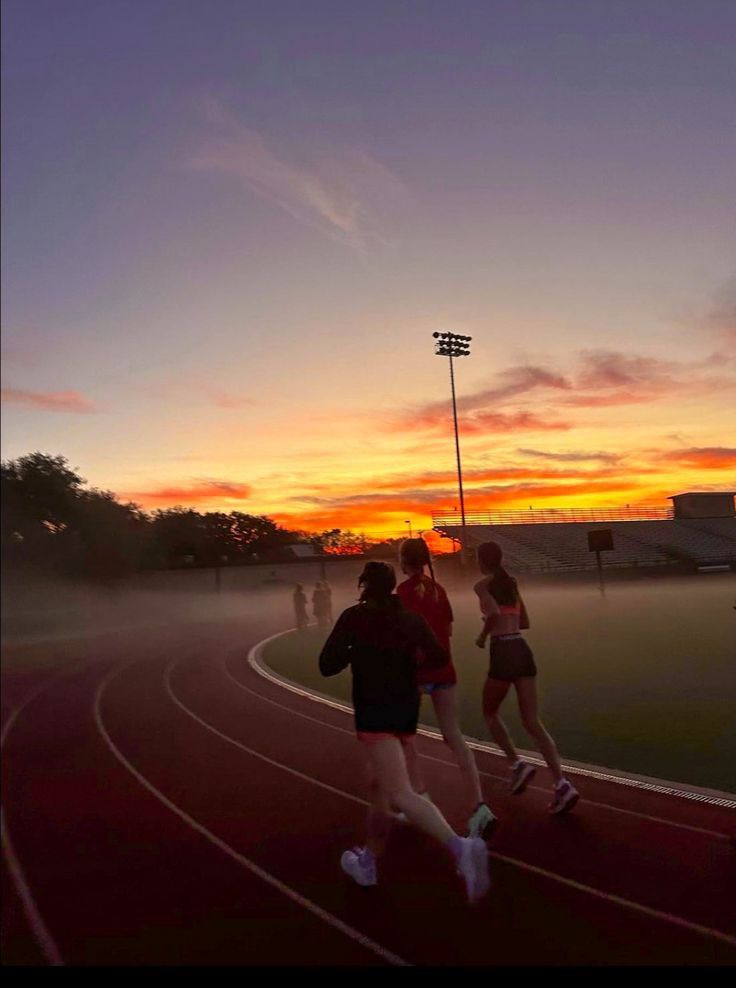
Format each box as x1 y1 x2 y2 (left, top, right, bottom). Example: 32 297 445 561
419 682 454 696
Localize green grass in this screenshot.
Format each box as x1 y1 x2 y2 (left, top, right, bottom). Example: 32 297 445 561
263 575 736 793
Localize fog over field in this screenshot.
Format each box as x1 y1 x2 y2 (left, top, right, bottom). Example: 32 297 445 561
3 561 734 792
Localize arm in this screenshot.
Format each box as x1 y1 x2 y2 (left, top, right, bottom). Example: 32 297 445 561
474 581 500 648
318 610 354 677
475 610 499 648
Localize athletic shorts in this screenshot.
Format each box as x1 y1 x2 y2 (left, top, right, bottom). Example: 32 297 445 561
357 731 416 746
488 634 537 681
419 682 454 696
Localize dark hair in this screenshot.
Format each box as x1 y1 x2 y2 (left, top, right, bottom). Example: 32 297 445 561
399 537 438 599
477 541 518 607
358 561 396 602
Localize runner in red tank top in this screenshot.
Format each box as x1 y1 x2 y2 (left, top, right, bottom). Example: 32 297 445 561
397 538 498 841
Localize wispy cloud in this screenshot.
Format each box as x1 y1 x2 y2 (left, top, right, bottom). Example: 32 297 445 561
398 348 736 435
517 448 621 463
1 387 99 413
123 479 252 507
190 97 404 249
401 407 571 435
658 446 736 470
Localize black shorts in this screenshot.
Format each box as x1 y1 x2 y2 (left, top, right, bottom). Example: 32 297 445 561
488 636 537 681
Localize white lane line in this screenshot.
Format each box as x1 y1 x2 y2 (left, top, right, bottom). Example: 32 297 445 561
222 658 731 841
248 630 736 808
166 657 736 951
94 661 408 968
230 636 734 838
1 677 70 967
164 660 364 807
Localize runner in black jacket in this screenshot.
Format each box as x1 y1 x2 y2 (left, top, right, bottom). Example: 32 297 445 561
319 561 490 902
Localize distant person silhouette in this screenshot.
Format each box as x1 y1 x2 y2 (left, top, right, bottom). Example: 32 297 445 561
312 581 331 631
322 579 333 623
397 538 498 841
474 541 579 815
319 561 490 900
293 584 308 630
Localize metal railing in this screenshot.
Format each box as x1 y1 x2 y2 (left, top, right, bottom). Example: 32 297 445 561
432 506 674 527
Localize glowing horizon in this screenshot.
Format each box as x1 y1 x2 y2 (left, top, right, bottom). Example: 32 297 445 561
2 1 735 535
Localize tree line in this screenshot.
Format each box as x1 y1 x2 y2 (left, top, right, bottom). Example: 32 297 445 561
1 453 396 580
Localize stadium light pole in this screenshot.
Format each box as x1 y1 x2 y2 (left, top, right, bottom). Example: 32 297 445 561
433 331 471 565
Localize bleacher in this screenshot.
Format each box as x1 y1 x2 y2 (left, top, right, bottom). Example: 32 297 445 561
433 499 736 574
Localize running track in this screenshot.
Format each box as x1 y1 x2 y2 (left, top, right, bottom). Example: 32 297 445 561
2 620 735 966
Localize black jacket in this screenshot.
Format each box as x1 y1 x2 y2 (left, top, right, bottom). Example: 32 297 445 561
319 596 448 733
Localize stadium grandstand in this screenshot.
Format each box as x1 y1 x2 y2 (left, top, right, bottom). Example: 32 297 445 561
432 492 736 574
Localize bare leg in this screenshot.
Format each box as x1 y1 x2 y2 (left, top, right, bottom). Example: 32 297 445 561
432 686 483 814
514 677 563 784
366 738 455 845
482 678 518 763
363 756 393 857
403 737 428 796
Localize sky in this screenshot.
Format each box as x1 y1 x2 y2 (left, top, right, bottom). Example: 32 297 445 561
2 0 735 538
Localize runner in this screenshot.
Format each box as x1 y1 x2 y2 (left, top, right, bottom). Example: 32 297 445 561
474 541 579 814
397 538 498 839
312 581 331 632
319 561 490 902
293 583 308 630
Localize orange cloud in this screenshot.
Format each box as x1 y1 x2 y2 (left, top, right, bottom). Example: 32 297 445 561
277 476 660 535
124 480 252 507
208 390 256 409
1 388 99 413
561 391 653 408
517 448 621 463
398 349 736 438
403 407 571 434
658 447 736 470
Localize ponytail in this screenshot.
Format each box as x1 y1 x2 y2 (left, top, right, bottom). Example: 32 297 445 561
400 537 438 601
488 566 518 607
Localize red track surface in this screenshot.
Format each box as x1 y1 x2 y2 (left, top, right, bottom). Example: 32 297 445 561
2 620 735 967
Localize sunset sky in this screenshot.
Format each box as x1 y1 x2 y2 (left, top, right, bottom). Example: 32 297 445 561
2 0 735 537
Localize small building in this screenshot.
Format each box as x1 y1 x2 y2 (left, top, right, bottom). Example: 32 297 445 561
668 492 735 519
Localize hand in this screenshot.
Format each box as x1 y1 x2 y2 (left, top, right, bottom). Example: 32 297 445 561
475 633 487 649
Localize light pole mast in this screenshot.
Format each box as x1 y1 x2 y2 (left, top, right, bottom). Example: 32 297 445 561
433 331 471 563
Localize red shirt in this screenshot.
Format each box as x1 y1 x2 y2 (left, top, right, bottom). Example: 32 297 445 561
396 574 456 685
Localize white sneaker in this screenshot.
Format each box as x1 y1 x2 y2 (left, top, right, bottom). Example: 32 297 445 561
549 779 579 815
509 760 536 793
454 837 490 903
340 847 377 886
467 802 499 840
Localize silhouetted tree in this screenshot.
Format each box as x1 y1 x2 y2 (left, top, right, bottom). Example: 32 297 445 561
312 528 365 554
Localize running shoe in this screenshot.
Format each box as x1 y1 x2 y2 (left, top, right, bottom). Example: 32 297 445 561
509 760 536 793
340 847 377 886
466 802 499 840
549 779 580 815
454 837 491 903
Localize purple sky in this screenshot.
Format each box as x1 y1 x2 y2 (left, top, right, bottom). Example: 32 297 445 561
2 0 735 532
